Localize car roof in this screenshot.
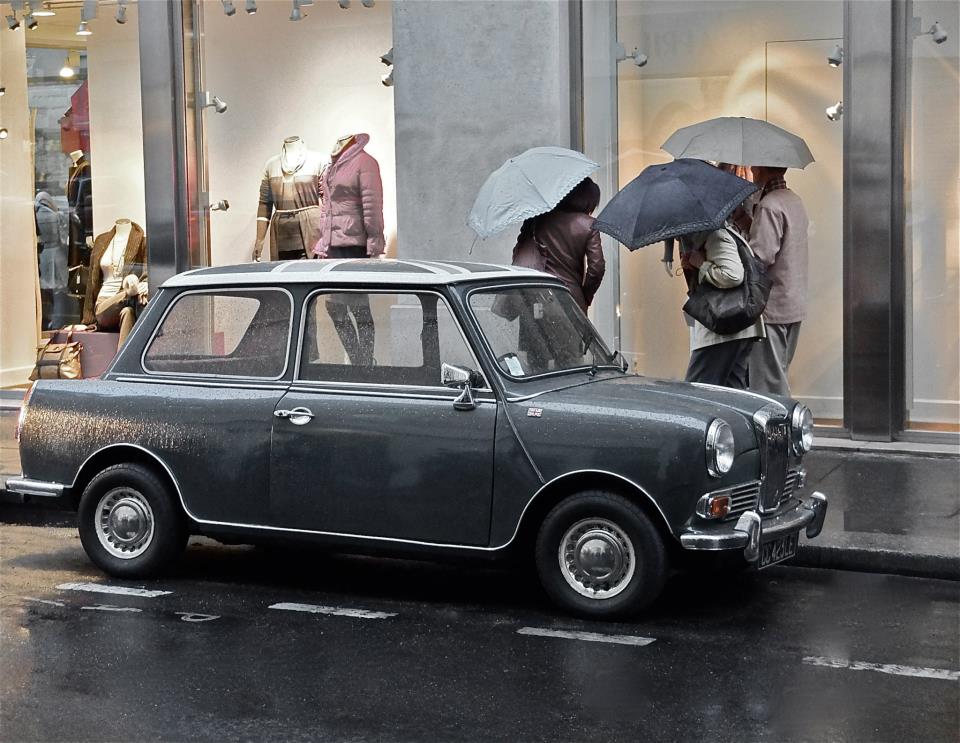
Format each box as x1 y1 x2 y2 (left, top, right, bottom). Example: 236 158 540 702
161 259 557 289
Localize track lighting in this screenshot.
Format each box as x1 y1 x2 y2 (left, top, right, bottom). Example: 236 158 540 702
827 44 843 67
825 101 843 122
0 128 9 140
0 87 5 96
201 91 228 114
361 0 375 6
381 69 393 87
614 42 648 68
380 47 393 67
25 12 37 29
290 0 304 21
75 20 91 36
221 0 236 16
928 21 948 44
338 0 350 8
115 0 127 24
245 0 257 14
6 14 21 30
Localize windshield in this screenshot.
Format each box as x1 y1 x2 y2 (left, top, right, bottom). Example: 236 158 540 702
469 286 618 379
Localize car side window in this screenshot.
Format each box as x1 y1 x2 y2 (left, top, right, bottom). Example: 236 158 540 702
143 290 291 378
299 291 482 387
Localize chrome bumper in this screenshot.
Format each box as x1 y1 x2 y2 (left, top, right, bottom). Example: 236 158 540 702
4 476 66 498
679 491 828 562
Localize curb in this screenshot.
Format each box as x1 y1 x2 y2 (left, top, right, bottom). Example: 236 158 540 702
792 543 960 582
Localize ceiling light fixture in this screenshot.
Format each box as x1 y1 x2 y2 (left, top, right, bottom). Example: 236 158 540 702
928 21 948 44
290 0 303 21
60 50 80 78
32 2 55 18
0 128 9 140
380 46 393 86
827 44 843 67
825 101 843 122
75 20 91 35
81 0 97 21
115 0 127 24
361 0 375 7
200 91 228 114
614 42 648 68
6 14 21 30
25 12 37 29
245 0 257 14
0 86 5 96
221 0 236 16
338 0 350 8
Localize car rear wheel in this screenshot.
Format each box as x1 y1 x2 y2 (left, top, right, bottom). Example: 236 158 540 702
78 463 187 578
535 491 667 618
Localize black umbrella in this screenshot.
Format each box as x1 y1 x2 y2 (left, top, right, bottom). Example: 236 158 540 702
594 158 758 250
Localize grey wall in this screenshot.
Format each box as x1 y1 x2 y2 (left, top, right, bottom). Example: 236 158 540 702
392 0 572 263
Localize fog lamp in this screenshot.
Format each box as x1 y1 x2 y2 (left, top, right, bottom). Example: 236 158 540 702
696 493 730 520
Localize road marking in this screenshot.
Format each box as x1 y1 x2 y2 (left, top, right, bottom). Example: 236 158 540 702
269 602 397 619
81 605 142 613
803 655 959 682
175 612 220 623
21 597 66 607
517 627 656 647
57 582 172 598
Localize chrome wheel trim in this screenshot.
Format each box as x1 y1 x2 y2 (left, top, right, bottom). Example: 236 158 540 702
558 517 636 600
94 487 155 560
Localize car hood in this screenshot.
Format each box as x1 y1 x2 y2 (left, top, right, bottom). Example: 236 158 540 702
510 372 791 425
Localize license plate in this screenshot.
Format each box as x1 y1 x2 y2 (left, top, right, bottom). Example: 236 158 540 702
758 531 799 568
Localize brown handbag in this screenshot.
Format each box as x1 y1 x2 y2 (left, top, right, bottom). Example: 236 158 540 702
29 329 83 381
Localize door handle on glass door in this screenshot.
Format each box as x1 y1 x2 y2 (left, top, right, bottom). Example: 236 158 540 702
274 407 314 426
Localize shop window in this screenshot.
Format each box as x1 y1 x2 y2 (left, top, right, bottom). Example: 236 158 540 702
299 292 478 387
195 0 396 267
144 290 292 379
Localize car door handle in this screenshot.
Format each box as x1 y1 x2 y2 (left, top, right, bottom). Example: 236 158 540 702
274 407 314 425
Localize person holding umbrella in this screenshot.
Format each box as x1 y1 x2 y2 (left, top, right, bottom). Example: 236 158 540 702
746 165 809 396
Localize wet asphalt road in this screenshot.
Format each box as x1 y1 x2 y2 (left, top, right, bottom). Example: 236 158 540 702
1 525 958 743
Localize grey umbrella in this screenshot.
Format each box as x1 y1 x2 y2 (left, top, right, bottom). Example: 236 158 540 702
662 117 814 169
594 159 758 250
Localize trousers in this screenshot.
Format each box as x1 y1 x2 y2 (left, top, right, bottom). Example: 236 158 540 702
748 322 801 396
324 245 375 365
685 338 754 389
94 289 137 346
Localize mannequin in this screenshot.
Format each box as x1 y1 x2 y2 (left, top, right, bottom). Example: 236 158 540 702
67 149 93 287
254 136 324 261
82 218 148 348
314 133 385 366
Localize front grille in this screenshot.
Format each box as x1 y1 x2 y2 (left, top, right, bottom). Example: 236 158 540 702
756 412 791 513
708 468 802 521
781 467 801 503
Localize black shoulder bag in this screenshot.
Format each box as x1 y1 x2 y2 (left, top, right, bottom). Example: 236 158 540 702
682 229 772 335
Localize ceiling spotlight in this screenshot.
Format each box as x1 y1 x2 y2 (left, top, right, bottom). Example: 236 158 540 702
338 0 350 7
25 12 37 29
115 0 127 24
361 0 375 6
928 21 948 44
825 101 843 121
0 87 5 96
75 20 91 36
380 47 393 66
245 0 257 14
60 50 80 78
81 0 97 21
614 42 648 68
290 0 303 21
827 44 843 67
201 91 228 114
221 0 236 16
6 14 21 30
381 69 393 87
0 128 9 140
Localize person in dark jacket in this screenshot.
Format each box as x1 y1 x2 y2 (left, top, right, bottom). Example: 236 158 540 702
511 177 606 313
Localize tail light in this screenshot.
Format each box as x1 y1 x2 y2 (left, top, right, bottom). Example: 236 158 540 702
15 382 36 442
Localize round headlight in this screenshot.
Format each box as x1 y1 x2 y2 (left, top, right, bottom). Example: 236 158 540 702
706 419 735 477
792 404 814 453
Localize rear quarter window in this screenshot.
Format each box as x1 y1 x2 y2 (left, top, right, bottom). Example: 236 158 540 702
143 289 292 379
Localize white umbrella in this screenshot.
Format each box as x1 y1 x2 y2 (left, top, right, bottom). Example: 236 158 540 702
467 147 599 239
662 117 814 169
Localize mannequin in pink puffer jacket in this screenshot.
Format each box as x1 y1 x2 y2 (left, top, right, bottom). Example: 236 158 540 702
312 133 386 259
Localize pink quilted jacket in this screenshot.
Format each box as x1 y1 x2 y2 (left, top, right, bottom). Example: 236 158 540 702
312 133 385 257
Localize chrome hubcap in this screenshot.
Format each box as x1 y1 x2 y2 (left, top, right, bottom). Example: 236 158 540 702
95 488 155 559
558 518 635 599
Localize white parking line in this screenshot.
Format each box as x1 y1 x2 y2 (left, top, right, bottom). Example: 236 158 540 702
81 605 142 613
57 582 172 598
269 602 397 619
517 627 656 647
803 655 959 682
21 597 66 607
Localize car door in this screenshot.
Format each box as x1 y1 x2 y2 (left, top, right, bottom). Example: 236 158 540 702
268 288 497 546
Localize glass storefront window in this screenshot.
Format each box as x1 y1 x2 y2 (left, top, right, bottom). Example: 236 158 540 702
609 0 843 423
905 0 959 433
1 2 146 385
193 0 396 268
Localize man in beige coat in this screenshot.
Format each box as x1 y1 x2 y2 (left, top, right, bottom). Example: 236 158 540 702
747 166 809 396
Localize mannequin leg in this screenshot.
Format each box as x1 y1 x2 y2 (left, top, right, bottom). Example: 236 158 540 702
349 294 375 366
94 290 129 329
118 306 136 345
325 298 362 365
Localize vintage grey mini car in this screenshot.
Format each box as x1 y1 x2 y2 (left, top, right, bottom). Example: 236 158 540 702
10 259 827 618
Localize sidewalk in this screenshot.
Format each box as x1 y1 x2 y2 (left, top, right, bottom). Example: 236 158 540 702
1 402 957 580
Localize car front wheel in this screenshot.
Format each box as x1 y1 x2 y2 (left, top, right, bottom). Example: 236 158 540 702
535 491 668 618
78 463 187 578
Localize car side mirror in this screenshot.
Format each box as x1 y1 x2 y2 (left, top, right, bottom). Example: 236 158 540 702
441 363 480 411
